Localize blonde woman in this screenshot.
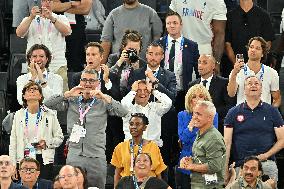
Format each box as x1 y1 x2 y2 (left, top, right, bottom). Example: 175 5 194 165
176 84 218 188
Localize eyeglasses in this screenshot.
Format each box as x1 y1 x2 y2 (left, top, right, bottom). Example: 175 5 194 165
80 78 99 84
0 161 11 166
27 87 39 92
20 168 38 173
58 174 76 179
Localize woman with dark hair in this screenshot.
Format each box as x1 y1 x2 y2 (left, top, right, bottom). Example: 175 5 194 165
116 153 171 189
111 113 166 188
9 81 64 180
107 29 144 96
74 166 88 189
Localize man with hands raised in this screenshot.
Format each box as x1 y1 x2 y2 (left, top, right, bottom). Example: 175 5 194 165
44 69 128 189
17 44 63 106
16 0 71 91
121 80 172 147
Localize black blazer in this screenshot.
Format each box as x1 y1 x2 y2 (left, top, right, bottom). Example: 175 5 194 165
70 70 121 100
188 75 236 120
157 36 199 91
128 65 177 101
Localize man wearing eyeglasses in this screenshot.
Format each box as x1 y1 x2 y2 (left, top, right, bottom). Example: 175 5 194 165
45 69 128 188
223 0 274 77
18 158 52 189
0 155 27 189
58 165 78 189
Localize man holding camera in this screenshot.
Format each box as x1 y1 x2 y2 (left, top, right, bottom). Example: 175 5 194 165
16 0 71 92
107 30 144 97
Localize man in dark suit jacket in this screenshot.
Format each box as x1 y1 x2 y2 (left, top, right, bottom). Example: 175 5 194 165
188 54 236 134
156 11 199 112
128 42 177 168
70 42 120 100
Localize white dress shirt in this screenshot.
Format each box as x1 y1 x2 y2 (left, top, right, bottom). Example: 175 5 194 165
166 35 184 91
200 75 213 90
16 69 63 105
121 90 172 147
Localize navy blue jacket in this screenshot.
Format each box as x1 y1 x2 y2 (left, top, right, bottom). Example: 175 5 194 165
157 36 199 92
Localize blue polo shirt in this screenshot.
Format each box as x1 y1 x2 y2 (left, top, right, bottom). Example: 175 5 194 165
224 101 284 167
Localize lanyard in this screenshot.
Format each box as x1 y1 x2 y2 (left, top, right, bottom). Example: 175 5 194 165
35 16 53 44
129 139 143 173
78 96 97 125
132 175 150 189
164 36 184 69
244 64 264 81
24 108 42 140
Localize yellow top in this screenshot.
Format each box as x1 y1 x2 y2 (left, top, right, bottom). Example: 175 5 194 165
111 140 167 177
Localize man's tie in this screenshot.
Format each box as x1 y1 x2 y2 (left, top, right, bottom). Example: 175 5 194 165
202 80 208 87
169 40 176 72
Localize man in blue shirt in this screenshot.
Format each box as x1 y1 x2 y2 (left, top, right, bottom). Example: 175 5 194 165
224 75 284 185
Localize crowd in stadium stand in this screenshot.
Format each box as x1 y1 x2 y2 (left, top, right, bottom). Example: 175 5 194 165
1 0 284 188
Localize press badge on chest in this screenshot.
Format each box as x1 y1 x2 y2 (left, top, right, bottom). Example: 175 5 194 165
204 173 218 185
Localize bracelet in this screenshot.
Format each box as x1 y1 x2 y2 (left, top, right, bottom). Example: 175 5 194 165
51 18 57 24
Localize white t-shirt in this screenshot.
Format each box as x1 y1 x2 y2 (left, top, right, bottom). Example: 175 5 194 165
169 0 227 54
22 13 71 72
230 64 279 105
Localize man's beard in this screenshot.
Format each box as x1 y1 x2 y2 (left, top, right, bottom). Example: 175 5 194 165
123 0 137 5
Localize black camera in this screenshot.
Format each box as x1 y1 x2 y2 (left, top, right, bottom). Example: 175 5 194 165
126 48 139 63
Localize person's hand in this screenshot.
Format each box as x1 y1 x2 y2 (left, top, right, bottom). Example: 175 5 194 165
131 61 140 70
41 6 52 19
256 153 268 161
29 61 38 81
179 156 193 170
226 162 236 186
131 80 140 92
116 50 129 67
34 63 44 82
37 140 47 150
145 70 156 83
265 178 276 189
101 64 110 82
90 90 112 103
231 59 244 76
64 86 84 98
187 119 195 132
30 6 41 19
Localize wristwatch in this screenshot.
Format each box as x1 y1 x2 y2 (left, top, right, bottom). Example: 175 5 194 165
152 79 159 89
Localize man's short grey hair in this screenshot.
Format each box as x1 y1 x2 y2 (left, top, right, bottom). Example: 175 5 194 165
82 69 99 78
244 75 262 87
199 54 216 64
196 100 216 116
